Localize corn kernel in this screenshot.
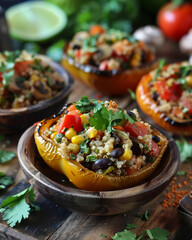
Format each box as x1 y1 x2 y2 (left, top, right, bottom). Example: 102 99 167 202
80 114 90 124
120 148 133 161
71 134 87 144
130 52 141 67
68 143 80 154
31 74 39 83
186 76 192 87
86 127 97 138
65 128 77 140
50 132 57 140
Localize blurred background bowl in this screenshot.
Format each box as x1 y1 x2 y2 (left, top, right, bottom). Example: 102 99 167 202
0 55 73 135
18 125 179 215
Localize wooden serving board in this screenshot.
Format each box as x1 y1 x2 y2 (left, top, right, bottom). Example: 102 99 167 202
1 81 192 240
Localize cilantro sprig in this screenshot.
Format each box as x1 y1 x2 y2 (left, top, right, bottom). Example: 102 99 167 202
111 225 170 240
0 172 14 190
75 96 103 113
152 59 165 81
176 138 192 162
0 185 39 227
0 150 16 164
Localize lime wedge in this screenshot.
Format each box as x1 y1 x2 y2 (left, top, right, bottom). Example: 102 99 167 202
5 1 67 42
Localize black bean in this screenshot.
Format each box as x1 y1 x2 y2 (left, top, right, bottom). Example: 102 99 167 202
111 131 121 145
131 142 143 156
126 110 136 119
152 91 159 101
72 44 81 50
152 135 160 143
81 161 92 170
92 158 113 172
110 148 124 158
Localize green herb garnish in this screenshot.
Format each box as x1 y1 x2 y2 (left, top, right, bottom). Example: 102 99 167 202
125 223 137 230
87 155 97 162
75 96 103 113
182 107 189 113
177 170 186 176
0 185 39 227
176 138 192 162
80 140 90 155
152 59 165 81
82 34 99 52
70 153 76 160
30 59 45 72
128 89 136 101
3 70 14 87
0 150 16 164
0 172 14 190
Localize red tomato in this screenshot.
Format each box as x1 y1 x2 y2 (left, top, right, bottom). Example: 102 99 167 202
154 81 182 101
124 167 136 175
150 140 160 157
67 104 81 116
89 25 105 35
182 98 192 115
124 122 149 137
97 130 104 139
0 73 3 81
158 2 192 41
99 60 108 71
57 114 83 133
14 60 34 75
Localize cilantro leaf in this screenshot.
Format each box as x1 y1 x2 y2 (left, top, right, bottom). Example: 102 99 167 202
179 65 192 78
0 185 39 227
0 150 16 164
100 234 107 238
80 140 90 155
150 227 170 240
126 223 137 230
70 153 76 160
75 96 103 113
87 155 97 162
177 170 186 176
176 138 192 162
128 89 136 101
0 62 14 72
152 59 165 81
90 108 109 131
111 229 136 240
3 70 14 87
0 172 14 190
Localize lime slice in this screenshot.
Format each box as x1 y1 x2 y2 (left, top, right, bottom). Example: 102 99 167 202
5 1 67 42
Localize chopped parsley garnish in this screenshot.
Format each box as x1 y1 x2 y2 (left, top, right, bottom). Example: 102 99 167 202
75 96 103 113
3 70 14 87
30 59 45 72
0 150 16 164
82 34 99 52
0 185 39 227
176 138 192 162
80 140 90 155
177 170 186 176
152 59 165 81
70 153 76 160
100 234 107 238
0 172 14 190
87 155 97 162
182 107 189 113
179 65 192 78
128 89 136 101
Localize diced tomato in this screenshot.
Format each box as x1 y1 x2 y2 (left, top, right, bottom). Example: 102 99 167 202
124 121 149 137
124 167 137 175
150 140 160 157
14 60 34 75
182 98 192 115
172 107 182 117
99 60 109 71
57 114 83 133
97 130 104 139
75 50 81 58
113 126 124 131
67 104 81 116
0 73 3 81
89 25 105 35
154 81 182 101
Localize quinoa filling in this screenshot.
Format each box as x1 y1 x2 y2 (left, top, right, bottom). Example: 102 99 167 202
149 61 192 121
0 50 65 109
45 97 165 177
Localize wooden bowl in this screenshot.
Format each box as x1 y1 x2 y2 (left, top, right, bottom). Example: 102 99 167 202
0 56 73 135
61 52 158 96
17 125 180 216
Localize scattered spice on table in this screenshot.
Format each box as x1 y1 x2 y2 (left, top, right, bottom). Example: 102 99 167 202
162 171 192 210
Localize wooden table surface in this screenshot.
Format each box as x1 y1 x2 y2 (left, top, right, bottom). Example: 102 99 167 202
0 42 192 240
